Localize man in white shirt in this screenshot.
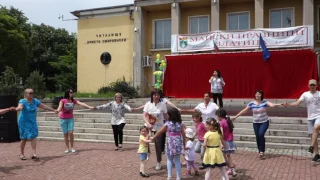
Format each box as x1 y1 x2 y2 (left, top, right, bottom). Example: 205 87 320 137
286 79 320 162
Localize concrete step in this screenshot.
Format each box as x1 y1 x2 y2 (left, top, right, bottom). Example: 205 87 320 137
38 125 308 138
38 115 308 124
38 131 319 146
36 137 310 150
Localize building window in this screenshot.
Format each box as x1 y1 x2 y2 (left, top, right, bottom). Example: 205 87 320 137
153 19 171 49
227 12 250 30
189 16 209 34
270 8 294 28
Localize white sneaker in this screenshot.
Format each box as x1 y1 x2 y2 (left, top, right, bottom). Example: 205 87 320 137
155 163 161 171
232 168 237 177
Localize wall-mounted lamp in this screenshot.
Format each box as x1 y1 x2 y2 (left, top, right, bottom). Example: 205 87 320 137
135 6 138 11
213 0 217 4
134 27 138 32
172 3 176 8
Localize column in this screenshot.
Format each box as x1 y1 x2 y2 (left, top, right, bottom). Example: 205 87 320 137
255 0 264 28
171 2 181 35
303 0 314 25
211 0 220 31
133 7 145 96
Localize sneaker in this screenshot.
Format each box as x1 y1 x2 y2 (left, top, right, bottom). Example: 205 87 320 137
64 150 70 154
155 163 161 171
186 170 192 177
312 154 320 163
194 170 199 176
140 172 149 177
231 168 237 177
308 146 314 154
199 165 205 170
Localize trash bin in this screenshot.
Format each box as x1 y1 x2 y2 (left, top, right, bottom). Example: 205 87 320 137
52 96 63 109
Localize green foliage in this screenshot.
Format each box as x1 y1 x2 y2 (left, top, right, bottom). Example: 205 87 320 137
45 92 115 99
0 66 22 96
24 70 46 99
49 35 77 91
98 77 139 98
0 7 30 76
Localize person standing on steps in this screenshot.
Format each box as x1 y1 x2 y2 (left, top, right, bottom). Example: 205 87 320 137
16 88 58 160
209 70 225 108
95 93 136 151
183 92 219 122
57 89 94 153
231 90 283 158
284 79 320 163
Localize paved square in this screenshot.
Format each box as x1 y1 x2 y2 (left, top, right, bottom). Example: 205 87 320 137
0 141 319 180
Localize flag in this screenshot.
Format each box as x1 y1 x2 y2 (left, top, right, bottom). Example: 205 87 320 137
259 34 270 61
213 40 219 52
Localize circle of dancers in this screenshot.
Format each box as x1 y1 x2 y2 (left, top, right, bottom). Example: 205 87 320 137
1 75 320 180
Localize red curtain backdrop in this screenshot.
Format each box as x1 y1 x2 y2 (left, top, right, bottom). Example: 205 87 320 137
163 49 318 99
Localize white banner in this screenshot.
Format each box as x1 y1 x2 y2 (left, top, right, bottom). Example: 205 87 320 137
171 25 314 53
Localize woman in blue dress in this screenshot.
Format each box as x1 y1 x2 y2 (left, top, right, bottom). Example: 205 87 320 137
15 88 57 160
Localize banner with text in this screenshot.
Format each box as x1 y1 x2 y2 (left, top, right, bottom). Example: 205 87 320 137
171 25 314 53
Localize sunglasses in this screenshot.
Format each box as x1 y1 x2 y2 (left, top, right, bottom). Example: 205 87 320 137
28 92 34 95
69 92 74 93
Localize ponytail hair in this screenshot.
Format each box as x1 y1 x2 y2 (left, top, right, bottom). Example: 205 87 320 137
206 118 222 135
217 108 234 132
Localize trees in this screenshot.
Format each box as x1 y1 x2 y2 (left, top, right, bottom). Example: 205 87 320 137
0 6 77 93
0 6 30 76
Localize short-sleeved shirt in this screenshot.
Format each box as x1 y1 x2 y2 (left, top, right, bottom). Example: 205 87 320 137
299 91 320 120
247 100 269 123
195 102 219 122
209 77 225 94
96 101 132 125
185 140 196 161
220 119 233 141
60 99 78 119
195 122 206 141
143 101 167 131
138 135 149 153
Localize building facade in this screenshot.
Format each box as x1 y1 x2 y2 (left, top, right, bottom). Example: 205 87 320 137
72 0 319 96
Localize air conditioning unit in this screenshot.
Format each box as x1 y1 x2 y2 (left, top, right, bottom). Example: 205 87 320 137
142 56 152 67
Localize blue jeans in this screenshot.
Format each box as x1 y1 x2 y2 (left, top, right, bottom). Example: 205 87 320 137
166 154 181 179
253 121 269 153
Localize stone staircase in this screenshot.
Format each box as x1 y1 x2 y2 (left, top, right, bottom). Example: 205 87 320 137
37 112 316 150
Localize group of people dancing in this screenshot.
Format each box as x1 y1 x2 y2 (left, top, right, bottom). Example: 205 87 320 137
0 76 320 179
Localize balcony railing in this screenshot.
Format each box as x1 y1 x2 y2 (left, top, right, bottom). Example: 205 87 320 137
151 43 171 49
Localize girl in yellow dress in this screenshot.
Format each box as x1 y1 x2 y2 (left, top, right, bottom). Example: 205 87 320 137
202 118 229 180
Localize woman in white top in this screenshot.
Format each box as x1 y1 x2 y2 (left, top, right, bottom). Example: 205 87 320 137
95 93 136 151
184 92 220 122
231 90 282 158
209 70 225 108
143 89 168 171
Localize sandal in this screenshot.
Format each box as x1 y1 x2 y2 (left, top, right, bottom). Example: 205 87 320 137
20 155 27 160
140 172 150 177
118 145 122 148
115 147 119 151
31 155 40 160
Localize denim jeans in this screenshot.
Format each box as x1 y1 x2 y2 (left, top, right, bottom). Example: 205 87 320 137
253 121 269 152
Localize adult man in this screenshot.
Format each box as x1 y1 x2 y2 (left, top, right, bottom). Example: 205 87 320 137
286 79 320 162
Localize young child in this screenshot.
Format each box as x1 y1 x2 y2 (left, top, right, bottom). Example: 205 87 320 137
217 108 237 177
138 127 152 178
184 128 199 176
202 118 229 180
192 112 206 169
152 107 185 180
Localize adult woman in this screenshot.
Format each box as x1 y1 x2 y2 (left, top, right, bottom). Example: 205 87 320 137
231 90 282 158
152 107 186 180
57 89 94 153
95 93 135 151
16 88 57 160
143 89 168 170
209 70 225 108
184 92 220 122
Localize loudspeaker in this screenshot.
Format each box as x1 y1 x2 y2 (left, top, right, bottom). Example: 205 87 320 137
0 95 20 142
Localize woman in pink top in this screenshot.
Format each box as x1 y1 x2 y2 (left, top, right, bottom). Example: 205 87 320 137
217 108 237 177
57 89 94 153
